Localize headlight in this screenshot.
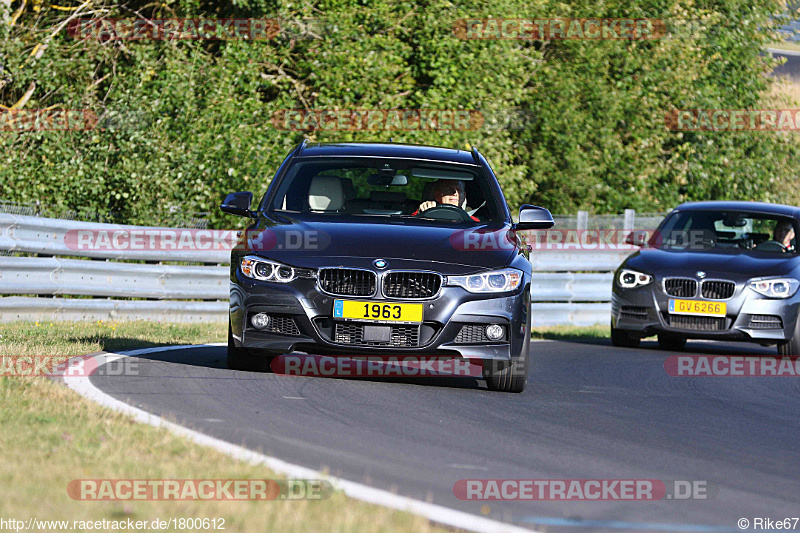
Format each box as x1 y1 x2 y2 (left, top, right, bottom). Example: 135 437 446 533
240 255 313 283
748 277 799 299
446 268 522 293
617 268 653 288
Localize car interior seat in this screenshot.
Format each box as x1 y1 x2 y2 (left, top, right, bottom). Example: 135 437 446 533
308 175 345 211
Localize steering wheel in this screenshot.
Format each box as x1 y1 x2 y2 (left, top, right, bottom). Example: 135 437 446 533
754 240 787 252
418 204 473 222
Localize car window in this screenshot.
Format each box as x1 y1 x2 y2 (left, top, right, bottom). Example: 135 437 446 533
655 210 797 253
268 158 503 223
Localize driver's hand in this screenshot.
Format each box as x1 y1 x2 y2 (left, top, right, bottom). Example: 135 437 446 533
418 200 436 212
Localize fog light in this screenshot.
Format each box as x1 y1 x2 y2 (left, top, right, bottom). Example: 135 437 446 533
251 313 270 329
485 324 504 341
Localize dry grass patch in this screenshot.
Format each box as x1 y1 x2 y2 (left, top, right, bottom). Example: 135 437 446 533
0 321 446 533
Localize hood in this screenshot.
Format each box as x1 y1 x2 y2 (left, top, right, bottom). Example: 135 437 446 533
625 247 800 280
244 214 517 273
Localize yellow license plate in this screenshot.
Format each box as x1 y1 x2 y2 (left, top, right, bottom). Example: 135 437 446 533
333 300 423 323
669 299 726 317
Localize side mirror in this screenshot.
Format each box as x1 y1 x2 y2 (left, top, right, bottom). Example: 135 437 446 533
514 205 554 230
220 191 255 218
625 230 649 247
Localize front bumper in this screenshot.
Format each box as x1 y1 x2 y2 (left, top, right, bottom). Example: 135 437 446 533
612 281 800 342
229 271 530 361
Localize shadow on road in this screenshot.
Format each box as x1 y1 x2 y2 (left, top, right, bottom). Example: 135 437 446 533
123 344 489 391
532 332 782 363
69 336 199 353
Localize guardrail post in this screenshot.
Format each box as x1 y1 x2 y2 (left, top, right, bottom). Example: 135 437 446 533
624 209 635 232
576 210 588 231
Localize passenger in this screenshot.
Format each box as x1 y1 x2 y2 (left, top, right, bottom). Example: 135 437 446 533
774 220 796 251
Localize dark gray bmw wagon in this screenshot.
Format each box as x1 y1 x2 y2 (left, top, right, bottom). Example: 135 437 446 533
612 201 800 356
220 141 554 392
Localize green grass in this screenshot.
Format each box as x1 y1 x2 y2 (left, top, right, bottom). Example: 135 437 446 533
767 41 800 53
0 321 446 533
532 325 610 342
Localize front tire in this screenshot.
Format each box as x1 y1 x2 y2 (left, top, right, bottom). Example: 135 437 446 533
778 318 800 356
484 315 530 393
227 320 276 372
611 323 640 348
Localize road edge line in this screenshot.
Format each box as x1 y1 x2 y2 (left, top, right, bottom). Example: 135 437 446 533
61 344 539 533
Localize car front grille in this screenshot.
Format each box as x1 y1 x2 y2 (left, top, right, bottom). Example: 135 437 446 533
748 314 783 329
265 315 301 335
664 278 697 298
333 323 420 347
382 271 442 299
620 306 649 321
667 314 727 331
318 268 376 296
454 324 490 344
701 280 735 299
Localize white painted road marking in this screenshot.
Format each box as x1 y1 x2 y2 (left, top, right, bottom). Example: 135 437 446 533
61 344 539 533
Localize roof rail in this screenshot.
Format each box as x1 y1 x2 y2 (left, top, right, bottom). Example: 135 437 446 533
470 146 481 165
296 138 310 156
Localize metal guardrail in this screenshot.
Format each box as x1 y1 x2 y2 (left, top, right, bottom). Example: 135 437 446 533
0 297 609 326
0 213 231 263
0 257 616 301
529 250 632 272
0 214 648 325
530 303 611 327
531 272 613 302
0 257 228 299
0 297 226 322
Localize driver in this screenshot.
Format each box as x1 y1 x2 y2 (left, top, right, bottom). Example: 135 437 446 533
774 220 796 251
413 179 479 221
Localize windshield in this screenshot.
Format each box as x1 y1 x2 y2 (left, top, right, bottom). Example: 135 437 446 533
267 157 503 224
653 210 797 253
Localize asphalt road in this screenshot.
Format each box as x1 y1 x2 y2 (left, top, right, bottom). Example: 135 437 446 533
90 339 800 532
769 49 800 80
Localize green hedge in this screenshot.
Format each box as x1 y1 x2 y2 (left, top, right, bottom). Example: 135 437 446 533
0 0 797 228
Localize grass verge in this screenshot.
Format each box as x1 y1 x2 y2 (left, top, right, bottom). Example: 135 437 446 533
767 41 800 53
0 321 444 533
532 325 609 342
